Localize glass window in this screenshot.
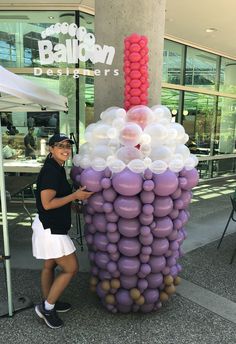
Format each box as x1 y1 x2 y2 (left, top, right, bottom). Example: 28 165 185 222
79 75 94 145
163 40 183 84
220 57 236 94
185 47 217 89
0 11 76 68
216 96 236 154
182 92 215 155
161 88 180 120
79 12 94 70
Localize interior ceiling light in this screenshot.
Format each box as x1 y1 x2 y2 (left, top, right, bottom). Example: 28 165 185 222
206 28 217 33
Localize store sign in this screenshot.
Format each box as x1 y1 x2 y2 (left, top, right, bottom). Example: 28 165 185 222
38 22 115 65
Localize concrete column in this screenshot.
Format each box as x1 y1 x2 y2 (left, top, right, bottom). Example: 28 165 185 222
94 0 166 120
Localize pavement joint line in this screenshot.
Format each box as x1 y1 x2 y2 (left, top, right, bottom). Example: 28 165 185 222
176 278 236 324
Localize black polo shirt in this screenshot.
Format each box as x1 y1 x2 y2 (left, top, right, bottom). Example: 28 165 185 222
36 157 72 235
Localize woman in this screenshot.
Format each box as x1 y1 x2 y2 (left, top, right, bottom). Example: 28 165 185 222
33 133 93 329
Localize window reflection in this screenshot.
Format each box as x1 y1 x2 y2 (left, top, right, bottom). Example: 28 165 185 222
163 40 183 84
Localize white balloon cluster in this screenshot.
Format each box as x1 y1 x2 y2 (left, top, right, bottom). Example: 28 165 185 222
73 105 198 174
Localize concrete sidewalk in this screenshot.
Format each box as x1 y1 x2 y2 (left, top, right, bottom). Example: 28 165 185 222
0 177 236 344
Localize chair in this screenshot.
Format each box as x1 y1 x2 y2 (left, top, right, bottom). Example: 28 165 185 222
217 196 236 264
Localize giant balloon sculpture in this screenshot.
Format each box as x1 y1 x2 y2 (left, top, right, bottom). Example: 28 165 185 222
70 33 199 313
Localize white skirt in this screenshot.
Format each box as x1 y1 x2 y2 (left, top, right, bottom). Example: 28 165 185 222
32 215 76 260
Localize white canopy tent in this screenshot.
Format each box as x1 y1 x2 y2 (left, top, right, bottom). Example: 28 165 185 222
0 66 68 316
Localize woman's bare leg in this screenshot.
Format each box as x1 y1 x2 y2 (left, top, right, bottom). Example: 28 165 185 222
46 252 79 304
41 259 57 300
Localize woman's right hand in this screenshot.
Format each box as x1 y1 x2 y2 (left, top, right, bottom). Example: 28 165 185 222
73 186 94 201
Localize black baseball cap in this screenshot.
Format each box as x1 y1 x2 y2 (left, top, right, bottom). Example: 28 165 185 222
49 133 74 146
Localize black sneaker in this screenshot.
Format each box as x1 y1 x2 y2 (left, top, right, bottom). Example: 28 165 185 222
35 302 63 329
55 301 71 313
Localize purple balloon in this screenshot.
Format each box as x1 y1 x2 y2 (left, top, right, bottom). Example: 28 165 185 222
101 177 111 189
162 266 170 275
103 187 117 202
80 167 103 192
143 288 159 304
153 196 173 217
112 168 143 196
139 254 150 263
98 269 112 280
144 168 153 180
170 265 178 278
93 233 108 251
140 226 151 236
140 263 151 276
140 190 155 204
179 210 188 225
152 217 173 238
116 289 133 306
70 165 81 181
149 256 166 273
104 167 112 178
139 233 153 246
178 177 188 189
88 193 104 213
169 240 179 251
173 199 184 210
181 168 199 190
105 211 119 223
118 256 140 276
94 252 110 269
110 251 120 261
173 218 182 230
114 196 142 219
151 238 169 256
140 303 155 313
167 256 176 267
103 202 113 213
107 243 117 254
153 170 178 196
143 180 155 191
86 205 95 215
169 209 179 220
93 213 107 232
137 278 148 291
85 234 93 245
84 214 92 224
118 237 141 256
120 274 138 289
107 231 120 243
107 261 117 273
139 213 153 225
142 204 154 215
168 229 178 241
107 222 117 233
91 265 99 276
146 273 163 288
96 283 107 298
171 187 182 200
117 304 132 313
142 246 152 255
118 218 140 237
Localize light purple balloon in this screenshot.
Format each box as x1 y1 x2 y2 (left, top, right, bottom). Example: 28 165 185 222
116 289 133 306
143 288 159 304
140 263 151 276
93 233 108 251
80 167 103 192
107 243 117 254
169 209 179 220
70 165 81 181
103 202 113 213
173 199 184 210
142 246 152 255
169 240 179 251
152 217 173 238
171 187 182 200
140 190 155 204
87 223 96 234
118 218 140 237
167 256 176 267
101 177 111 189
96 283 107 298
118 237 141 256
179 210 188 225
140 303 155 313
88 193 104 213
103 187 117 202
139 233 153 246
112 168 143 196
107 222 117 233
173 218 182 230
84 214 92 224
168 229 178 241
120 274 138 289
178 177 188 189
105 211 119 223
162 266 170 275
114 196 142 219
170 265 178 278
153 196 173 217
107 231 120 243
140 226 151 236
104 167 112 178
139 254 150 263
86 205 95 215
144 168 153 180
153 170 178 196
151 238 169 256
107 261 117 273
143 180 154 191
93 213 107 232
91 265 99 276
139 213 153 225
146 273 163 288
110 251 120 261
137 278 148 291
142 204 154 215
85 234 93 245
149 255 166 273
98 269 112 280
181 168 199 190
94 252 110 269
118 256 140 276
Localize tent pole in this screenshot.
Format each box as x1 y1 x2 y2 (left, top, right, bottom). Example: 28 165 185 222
0 121 13 316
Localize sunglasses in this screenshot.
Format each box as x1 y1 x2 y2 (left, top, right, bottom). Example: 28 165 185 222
53 143 72 149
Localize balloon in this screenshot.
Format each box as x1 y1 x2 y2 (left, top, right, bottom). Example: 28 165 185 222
116 289 133 306
91 158 106 172
119 123 142 146
126 105 154 129
128 159 146 173
120 275 138 289
150 146 172 163
105 211 119 223
149 256 166 273
140 226 151 236
103 188 117 202
181 168 199 190
93 213 107 232
70 166 81 181
107 231 120 243
139 213 153 225
153 170 178 196
151 105 172 124
149 160 167 174
94 252 110 269
91 144 113 160
143 179 154 191
114 196 142 219
100 107 126 124
93 233 109 251
153 196 173 217
140 190 155 204
103 202 113 213
143 288 159 304
144 123 168 144
118 218 140 237
116 146 143 164
80 168 103 192
107 159 126 173
139 233 153 245
118 257 140 276
146 273 163 288
112 168 143 196
137 279 148 292
152 217 173 238
88 193 104 213
118 238 141 256
151 239 169 256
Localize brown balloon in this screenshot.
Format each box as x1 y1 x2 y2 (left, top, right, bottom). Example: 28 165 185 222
110 278 121 289
130 288 141 300
165 284 176 295
105 294 116 305
164 275 174 286
101 280 111 291
160 291 169 302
